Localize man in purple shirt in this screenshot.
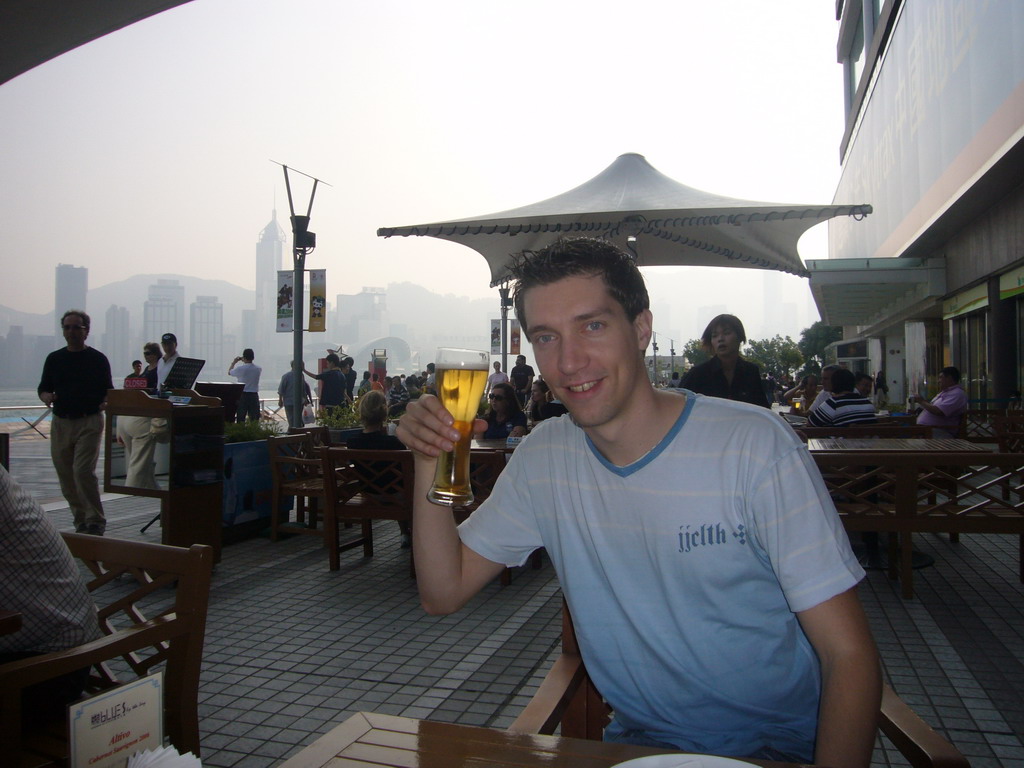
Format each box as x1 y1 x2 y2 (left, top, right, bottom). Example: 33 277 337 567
911 366 969 438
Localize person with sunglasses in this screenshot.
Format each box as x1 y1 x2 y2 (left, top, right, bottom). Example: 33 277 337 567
476 382 527 440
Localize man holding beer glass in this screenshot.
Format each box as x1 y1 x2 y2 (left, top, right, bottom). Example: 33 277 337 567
397 238 879 768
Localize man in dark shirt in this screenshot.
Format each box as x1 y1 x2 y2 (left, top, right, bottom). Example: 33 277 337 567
37 310 113 535
509 355 535 407
304 353 346 414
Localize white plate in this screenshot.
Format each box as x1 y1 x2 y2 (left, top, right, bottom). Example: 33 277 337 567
612 756 756 768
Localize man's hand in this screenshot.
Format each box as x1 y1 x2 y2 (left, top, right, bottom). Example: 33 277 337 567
39 391 55 406
396 395 461 459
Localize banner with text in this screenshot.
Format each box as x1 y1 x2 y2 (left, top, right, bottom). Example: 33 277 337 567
276 271 293 332
308 269 326 332
510 320 522 355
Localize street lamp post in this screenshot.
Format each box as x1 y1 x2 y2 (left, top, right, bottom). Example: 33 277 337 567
280 164 325 426
499 284 512 374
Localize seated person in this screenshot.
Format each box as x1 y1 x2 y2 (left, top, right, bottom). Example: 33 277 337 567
346 390 410 547
806 365 838 414
783 373 819 406
911 366 969 439
0 466 101 722
854 372 874 399
476 382 527 440
399 237 879 768
527 379 568 424
807 368 878 428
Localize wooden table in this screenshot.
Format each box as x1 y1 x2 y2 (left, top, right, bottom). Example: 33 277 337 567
807 437 989 452
0 609 23 636
280 711 799 767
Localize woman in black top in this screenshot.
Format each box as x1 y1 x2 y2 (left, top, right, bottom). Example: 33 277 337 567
345 390 410 547
681 314 770 408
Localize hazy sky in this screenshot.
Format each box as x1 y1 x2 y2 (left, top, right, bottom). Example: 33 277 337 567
0 0 849 343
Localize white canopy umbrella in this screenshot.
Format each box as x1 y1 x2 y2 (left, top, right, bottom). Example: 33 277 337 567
378 152 871 285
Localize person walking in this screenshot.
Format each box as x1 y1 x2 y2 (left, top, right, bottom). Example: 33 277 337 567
37 310 113 535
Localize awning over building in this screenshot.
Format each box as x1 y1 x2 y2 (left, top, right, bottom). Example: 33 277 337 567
807 257 946 334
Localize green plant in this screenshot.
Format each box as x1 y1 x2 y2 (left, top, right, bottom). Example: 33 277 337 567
224 420 282 443
316 401 362 429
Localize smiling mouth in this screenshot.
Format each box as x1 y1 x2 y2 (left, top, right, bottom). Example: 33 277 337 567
567 381 598 393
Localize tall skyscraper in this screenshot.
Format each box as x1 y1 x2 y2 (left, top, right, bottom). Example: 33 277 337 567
190 296 223 371
54 264 87 340
255 210 287 350
103 305 131 378
144 279 185 344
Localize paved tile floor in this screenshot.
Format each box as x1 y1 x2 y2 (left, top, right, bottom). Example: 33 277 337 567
6 435 1024 767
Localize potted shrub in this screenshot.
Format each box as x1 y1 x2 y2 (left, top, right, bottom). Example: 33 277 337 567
316 402 363 444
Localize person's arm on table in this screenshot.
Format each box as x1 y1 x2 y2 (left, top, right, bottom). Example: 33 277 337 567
798 586 881 768
397 396 506 615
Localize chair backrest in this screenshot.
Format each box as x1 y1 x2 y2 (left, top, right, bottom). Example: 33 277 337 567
321 447 416 521
454 450 509 521
0 534 214 762
995 413 1024 453
268 432 322 484
288 425 332 447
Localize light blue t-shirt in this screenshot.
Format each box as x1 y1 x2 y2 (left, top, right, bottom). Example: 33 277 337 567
459 392 864 760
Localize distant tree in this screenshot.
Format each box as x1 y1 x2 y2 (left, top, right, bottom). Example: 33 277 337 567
743 336 803 380
798 321 842 374
682 338 710 368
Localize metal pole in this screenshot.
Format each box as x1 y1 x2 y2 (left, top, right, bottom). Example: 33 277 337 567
499 285 511 375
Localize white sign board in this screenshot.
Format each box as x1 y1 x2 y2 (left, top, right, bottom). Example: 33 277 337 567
70 671 164 768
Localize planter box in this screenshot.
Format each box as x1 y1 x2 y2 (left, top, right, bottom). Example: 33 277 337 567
222 440 290 531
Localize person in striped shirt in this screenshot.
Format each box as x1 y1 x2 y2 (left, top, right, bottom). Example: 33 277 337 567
807 368 877 428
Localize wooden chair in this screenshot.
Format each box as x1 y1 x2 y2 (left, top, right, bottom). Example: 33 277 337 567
0 534 214 765
268 433 330 542
321 447 416 573
457 450 544 586
287 425 332 447
509 599 970 768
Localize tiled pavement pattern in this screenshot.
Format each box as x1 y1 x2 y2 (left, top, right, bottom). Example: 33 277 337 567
6 436 1024 767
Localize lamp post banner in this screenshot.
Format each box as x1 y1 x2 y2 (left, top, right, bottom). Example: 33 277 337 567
309 269 326 332
490 320 501 355
277 271 294 332
510 320 522 355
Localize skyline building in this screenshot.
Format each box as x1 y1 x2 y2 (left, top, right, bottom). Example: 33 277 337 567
255 209 287 351
103 304 130 377
190 295 224 373
143 278 186 348
54 263 87 341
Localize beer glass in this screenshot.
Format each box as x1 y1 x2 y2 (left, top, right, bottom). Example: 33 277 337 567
427 348 489 506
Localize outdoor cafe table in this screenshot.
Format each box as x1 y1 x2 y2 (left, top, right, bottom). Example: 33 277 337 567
278 711 802 768
806 437 989 453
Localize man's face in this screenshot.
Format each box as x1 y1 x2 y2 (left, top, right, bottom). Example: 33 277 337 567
855 378 872 397
515 356 526 368
162 340 176 358
938 372 953 389
821 369 834 392
62 314 89 350
524 274 651 432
